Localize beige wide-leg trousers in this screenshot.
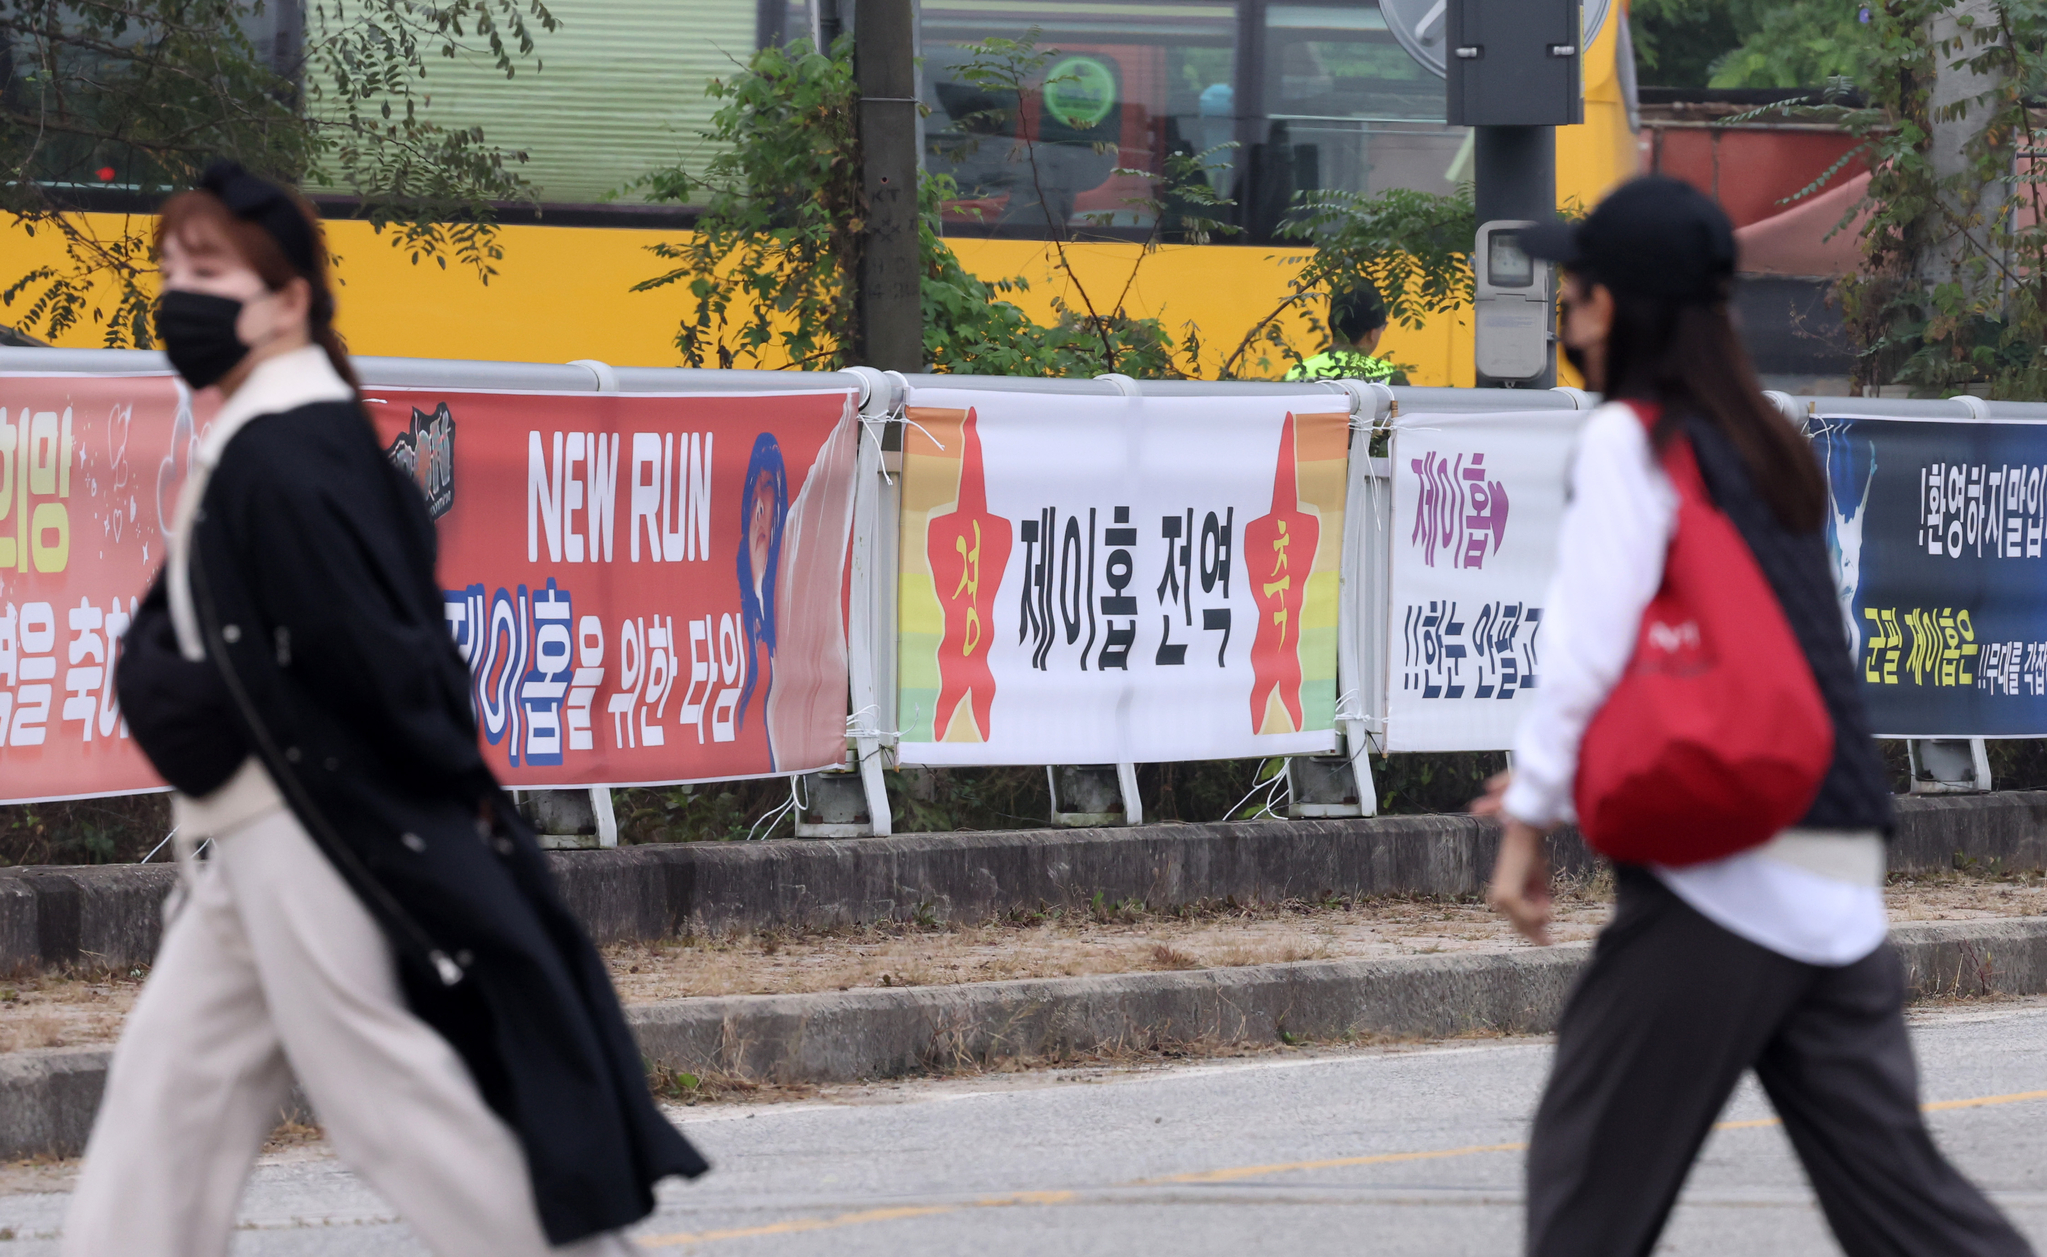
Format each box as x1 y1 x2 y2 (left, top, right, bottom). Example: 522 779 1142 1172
62 806 637 1257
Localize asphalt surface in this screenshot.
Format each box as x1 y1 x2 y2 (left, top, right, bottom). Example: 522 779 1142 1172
8 998 2047 1254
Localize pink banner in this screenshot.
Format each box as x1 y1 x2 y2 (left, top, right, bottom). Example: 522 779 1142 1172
0 372 859 803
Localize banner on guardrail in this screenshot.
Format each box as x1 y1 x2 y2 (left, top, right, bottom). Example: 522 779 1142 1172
895 389 1351 765
1381 408 1584 752
369 385 859 788
1814 412 2047 737
0 373 183 801
0 372 859 803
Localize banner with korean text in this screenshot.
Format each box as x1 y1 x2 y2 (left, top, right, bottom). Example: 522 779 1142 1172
0 372 183 801
0 372 859 803
1813 412 2047 736
367 385 858 787
896 388 1350 765
1381 408 1585 752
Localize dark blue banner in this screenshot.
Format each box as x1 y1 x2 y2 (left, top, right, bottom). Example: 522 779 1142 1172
1814 414 2047 736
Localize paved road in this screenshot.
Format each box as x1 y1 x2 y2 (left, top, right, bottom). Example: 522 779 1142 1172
8 998 2047 1254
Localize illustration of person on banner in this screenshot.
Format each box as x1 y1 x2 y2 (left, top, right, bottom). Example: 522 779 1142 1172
738 420 857 774
69 161 707 1257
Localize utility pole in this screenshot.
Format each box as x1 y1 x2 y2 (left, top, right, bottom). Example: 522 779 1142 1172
1472 129 1555 243
853 0 922 372
1446 0 1581 388
1926 0 2007 303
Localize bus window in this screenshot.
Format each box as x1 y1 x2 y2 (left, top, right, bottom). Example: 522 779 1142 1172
921 1 1240 236
1259 2 1467 228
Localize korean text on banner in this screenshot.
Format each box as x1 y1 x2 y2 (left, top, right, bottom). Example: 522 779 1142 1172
0 373 186 801
0 375 860 805
1382 408 1584 753
366 388 859 787
1815 412 2047 737
896 389 1350 766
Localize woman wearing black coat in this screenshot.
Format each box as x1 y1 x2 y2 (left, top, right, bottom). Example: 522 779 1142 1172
63 162 705 1256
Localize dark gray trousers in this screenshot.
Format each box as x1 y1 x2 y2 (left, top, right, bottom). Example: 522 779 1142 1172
1527 866 2032 1257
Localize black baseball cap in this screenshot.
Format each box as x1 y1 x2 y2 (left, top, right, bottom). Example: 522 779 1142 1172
1519 175 1737 302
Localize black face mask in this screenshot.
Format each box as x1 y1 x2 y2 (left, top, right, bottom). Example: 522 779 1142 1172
155 290 249 389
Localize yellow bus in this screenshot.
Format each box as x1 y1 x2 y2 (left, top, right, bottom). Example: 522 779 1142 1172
4 0 1638 384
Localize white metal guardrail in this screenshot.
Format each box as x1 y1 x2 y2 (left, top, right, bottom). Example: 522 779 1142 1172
0 345 2028 835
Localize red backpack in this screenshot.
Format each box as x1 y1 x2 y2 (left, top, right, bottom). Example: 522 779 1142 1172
1572 402 1834 866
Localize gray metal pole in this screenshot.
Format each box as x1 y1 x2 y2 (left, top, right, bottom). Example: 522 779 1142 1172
1473 124 1557 388
1473 126 1555 226
853 0 922 373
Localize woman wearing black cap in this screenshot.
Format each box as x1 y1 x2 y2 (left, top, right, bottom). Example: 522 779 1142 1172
1470 176 2030 1256
62 163 706 1255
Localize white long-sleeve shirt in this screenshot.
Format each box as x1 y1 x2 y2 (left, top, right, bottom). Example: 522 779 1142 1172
1502 402 1886 967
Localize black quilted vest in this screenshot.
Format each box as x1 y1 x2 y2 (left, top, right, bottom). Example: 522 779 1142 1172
1680 411 1897 835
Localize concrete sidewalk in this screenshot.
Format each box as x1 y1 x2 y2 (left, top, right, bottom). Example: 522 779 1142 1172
0 914 2040 1162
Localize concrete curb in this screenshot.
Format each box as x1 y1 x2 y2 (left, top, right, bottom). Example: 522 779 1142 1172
538 813 1592 945
1887 793 2047 874
3 915 2045 1160
627 945 1589 1085
0 1047 113 1162
8 792 2047 973
625 915 2047 1085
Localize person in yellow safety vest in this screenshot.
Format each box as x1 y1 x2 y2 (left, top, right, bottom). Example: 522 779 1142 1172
1286 284 1405 384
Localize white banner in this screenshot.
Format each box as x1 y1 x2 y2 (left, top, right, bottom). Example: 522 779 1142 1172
1382 408 1586 752
895 388 1353 765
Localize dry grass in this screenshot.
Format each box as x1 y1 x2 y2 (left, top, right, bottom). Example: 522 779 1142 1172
0 968 144 1054
1885 865 2047 920
600 869 2047 1004
647 1063 824 1107
600 891 1614 1006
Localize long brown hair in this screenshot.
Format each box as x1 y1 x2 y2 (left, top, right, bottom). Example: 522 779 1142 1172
1600 283 1826 532
155 188 360 392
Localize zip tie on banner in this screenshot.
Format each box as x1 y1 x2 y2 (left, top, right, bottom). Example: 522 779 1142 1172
140 825 179 864
845 703 898 740
1332 689 1387 759
861 405 945 487
746 777 806 841
899 415 944 450
1362 470 1393 539
1225 760 1292 822
860 412 895 485
859 402 899 482
844 704 902 767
